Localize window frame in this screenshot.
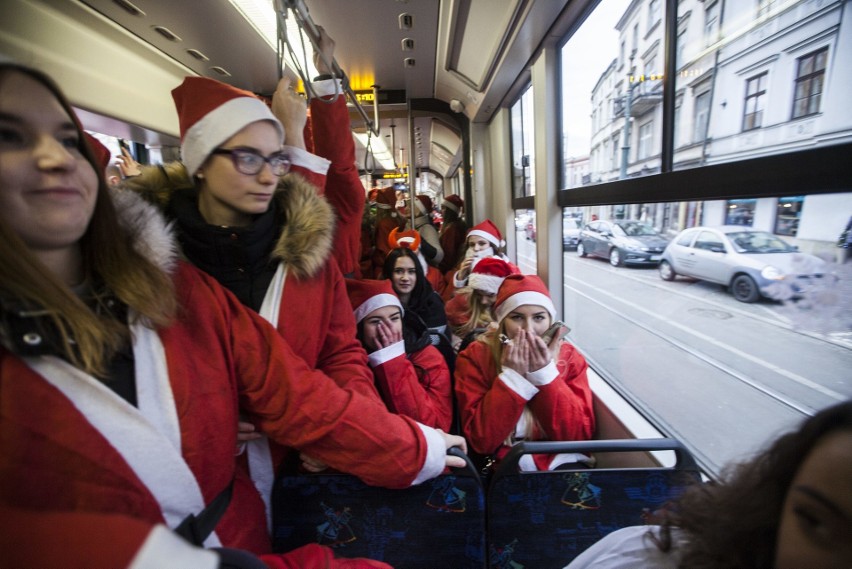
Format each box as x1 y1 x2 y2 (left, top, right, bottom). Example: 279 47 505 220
742 72 768 132
791 47 828 120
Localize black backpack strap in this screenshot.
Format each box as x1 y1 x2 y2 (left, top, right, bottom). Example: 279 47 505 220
174 480 234 546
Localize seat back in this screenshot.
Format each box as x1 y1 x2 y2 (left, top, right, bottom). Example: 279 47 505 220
486 439 700 568
272 448 486 568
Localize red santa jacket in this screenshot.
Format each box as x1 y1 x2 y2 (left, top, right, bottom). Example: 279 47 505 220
454 339 595 470
368 341 453 432
438 218 467 274
0 193 447 568
307 79 366 277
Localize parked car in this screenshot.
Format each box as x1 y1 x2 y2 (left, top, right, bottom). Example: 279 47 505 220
563 216 582 250
658 226 828 303
577 220 669 266
525 219 536 241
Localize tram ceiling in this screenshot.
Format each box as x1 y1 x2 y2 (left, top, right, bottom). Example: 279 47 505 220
68 0 573 180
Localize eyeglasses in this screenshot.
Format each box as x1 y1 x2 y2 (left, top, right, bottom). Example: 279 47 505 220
211 148 291 176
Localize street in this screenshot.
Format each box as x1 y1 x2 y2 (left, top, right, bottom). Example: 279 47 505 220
516 231 852 474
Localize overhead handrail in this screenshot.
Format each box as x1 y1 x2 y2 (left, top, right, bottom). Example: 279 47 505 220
273 0 380 137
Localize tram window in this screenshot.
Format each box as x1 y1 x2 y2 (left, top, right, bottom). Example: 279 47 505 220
563 193 851 476
674 2 845 171
510 86 535 198
560 0 662 189
515 208 537 275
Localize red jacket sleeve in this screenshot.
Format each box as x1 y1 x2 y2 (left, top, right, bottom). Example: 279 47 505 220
171 264 433 488
370 345 453 432
310 89 365 276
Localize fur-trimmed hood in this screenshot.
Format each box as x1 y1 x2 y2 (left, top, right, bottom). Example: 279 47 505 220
110 187 180 275
122 162 334 279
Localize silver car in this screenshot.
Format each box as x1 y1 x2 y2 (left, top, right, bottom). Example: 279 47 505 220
659 226 828 302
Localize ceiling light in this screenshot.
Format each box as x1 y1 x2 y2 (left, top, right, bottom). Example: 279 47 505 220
354 133 396 170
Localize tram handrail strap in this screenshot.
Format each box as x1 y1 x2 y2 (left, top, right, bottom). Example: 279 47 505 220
174 480 234 546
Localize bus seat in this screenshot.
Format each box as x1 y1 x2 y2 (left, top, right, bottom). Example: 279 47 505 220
486 439 700 568
271 448 486 568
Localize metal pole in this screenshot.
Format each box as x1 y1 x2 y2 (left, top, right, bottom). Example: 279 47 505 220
620 51 636 180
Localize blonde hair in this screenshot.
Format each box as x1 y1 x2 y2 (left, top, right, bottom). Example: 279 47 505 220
0 64 177 376
454 287 495 338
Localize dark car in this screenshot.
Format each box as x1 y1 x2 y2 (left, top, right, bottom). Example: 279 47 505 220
577 220 669 266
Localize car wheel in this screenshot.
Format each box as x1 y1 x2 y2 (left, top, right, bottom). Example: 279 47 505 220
659 260 676 281
609 248 624 267
731 274 760 303
577 242 587 257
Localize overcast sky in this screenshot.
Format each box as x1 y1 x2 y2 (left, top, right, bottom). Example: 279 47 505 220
561 0 630 158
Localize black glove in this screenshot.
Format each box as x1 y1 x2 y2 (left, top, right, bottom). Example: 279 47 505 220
419 237 437 262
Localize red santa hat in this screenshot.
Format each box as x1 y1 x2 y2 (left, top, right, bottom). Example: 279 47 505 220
388 227 422 251
414 194 433 216
468 219 505 249
83 133 111 173
346 278 403 324
442 194 464 214
468 257 520 295
373 186 397 209
171 76 284 175
493 274 557 323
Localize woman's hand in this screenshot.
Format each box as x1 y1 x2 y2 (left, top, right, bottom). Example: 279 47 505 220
439 430 468 469
457 257 474 280
116 146 141 178
501 329 530 375
272 76 307 150
527 332 554 372
300 453 329 473
235 420 262 455
374 320 402 350
312 26 336 76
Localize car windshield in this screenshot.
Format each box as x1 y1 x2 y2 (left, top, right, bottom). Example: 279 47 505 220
618 222 658 236
727 231 796 253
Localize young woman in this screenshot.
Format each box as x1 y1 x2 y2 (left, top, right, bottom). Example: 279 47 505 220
566 401 852 569
454 274 595 471
383 247 449 338
443 219 509 301
347 278 453 431
0 62 464 568
446 257 519 350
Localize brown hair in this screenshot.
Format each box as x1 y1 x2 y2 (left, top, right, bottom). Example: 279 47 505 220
0 64 177 376
654 401 852 568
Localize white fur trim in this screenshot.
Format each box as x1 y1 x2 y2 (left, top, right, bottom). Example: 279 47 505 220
411 424 447 486
182 97 283 175
25 323 221 547
495 291 556 323
468 273 504 295
468 229 503 249
442 199 460 213
525 360 558 386
311 78 345 98
285 144 331 175
129 525 218 569
111 189 179 274
354 293 402 324
498 367 538 400
249 262 289 531
367 340 405 367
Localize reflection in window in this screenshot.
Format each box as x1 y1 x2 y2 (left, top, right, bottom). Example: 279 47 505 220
693 91 710 143
792 47 828 119
704 1 720 46
725 199 756 226
743 72 767 131
510 86 535 197
775 196 804 236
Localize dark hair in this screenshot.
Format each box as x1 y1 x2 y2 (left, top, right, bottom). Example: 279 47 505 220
382 248 429 307
658 401 852 568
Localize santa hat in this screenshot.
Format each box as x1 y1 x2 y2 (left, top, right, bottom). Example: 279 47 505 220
171 76 284 175
346 278 403 324
388 227 421 251
373 186 397 209
84 133 111 173
414 194 433 216
468 257 519 295
468 219 505 249
494 274 556 323
442 194 463 214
